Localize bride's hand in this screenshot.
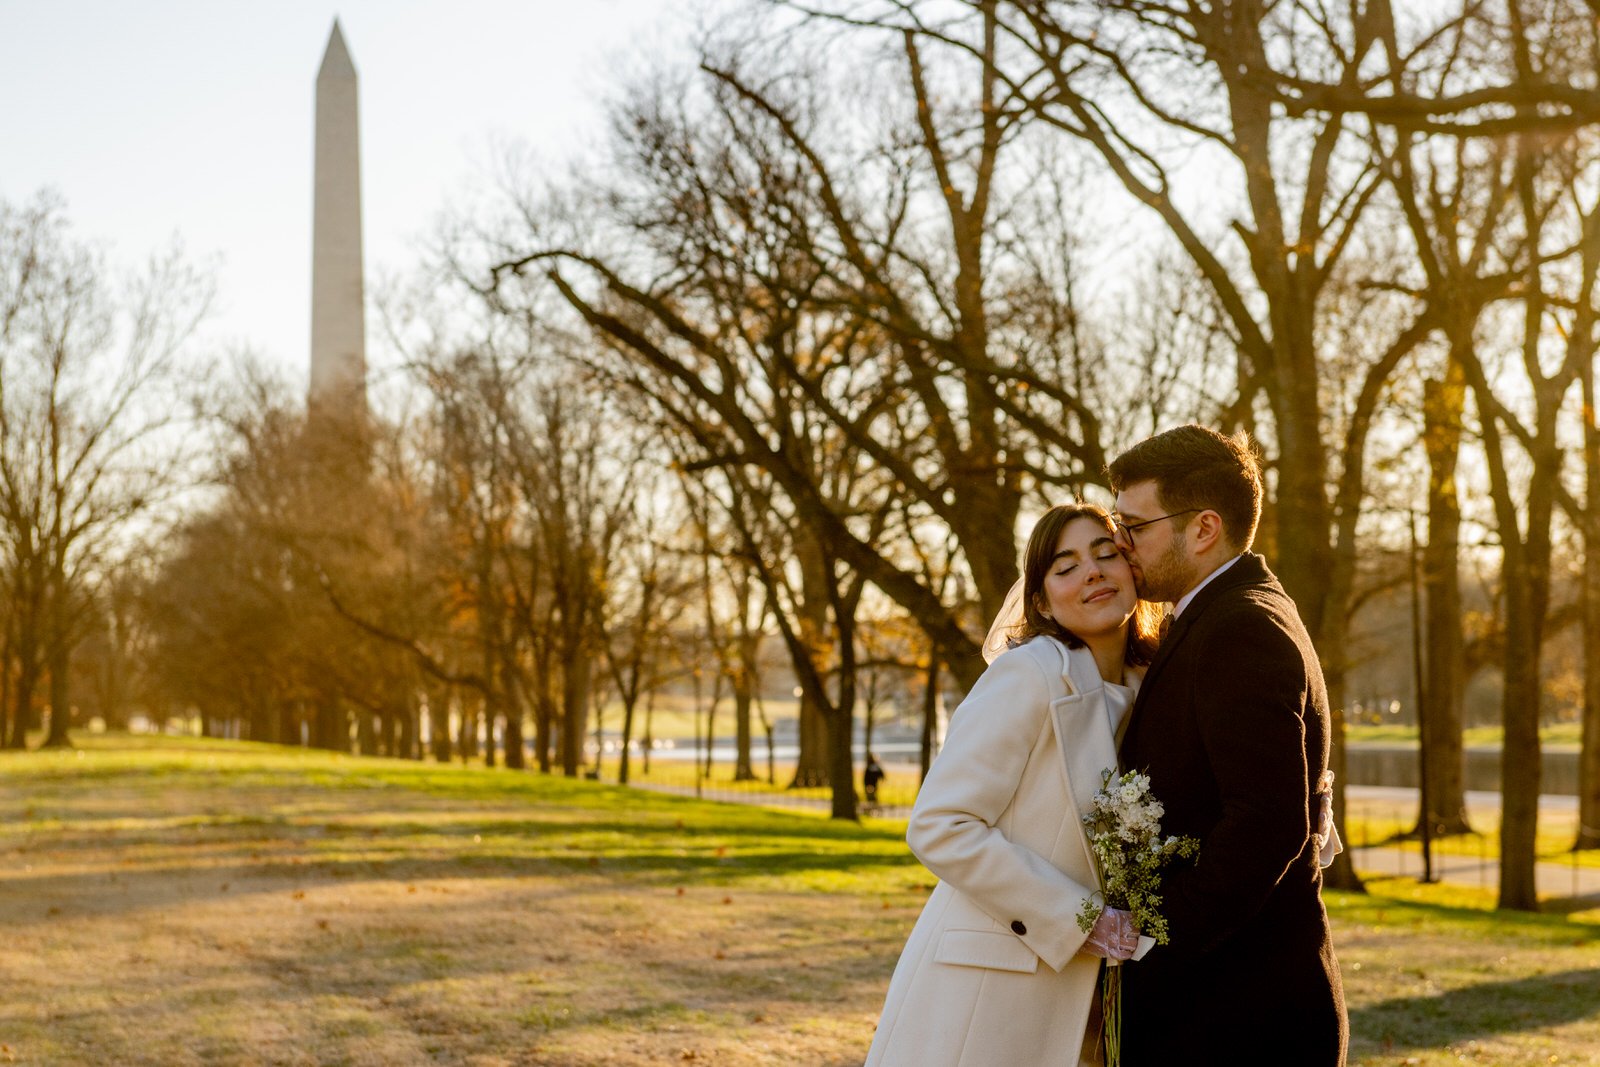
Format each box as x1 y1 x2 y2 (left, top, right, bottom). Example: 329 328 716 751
1082 906 1138 960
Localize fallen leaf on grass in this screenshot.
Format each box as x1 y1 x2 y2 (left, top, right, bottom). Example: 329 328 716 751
721 896 732 905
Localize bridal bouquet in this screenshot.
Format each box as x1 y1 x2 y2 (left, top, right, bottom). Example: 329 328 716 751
1075 768 1200 1066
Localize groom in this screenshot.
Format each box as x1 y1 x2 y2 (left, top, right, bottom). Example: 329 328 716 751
1107 425 1348 1064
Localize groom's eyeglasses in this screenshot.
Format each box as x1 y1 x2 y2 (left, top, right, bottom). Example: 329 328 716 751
1112 509 1203 543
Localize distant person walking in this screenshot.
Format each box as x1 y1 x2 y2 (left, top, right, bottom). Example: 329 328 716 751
862 753 885 810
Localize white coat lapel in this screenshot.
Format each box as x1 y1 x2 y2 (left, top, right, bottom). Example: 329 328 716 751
1047 642 1120 827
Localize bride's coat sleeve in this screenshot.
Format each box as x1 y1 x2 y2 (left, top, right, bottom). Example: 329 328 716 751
905 647 1097 972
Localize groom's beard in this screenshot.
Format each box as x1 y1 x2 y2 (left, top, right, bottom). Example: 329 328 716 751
1132 537 1196 604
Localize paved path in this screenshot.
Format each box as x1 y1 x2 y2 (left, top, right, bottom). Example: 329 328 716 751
634 780 1600 904
1344 786 1600 903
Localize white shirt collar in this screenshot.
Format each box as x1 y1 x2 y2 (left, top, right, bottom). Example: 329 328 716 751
1173 554 1242 618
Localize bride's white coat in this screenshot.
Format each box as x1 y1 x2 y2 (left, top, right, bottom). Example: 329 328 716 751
864 636 1125 1067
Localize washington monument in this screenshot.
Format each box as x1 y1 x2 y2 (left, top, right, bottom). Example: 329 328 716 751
310 20 367 417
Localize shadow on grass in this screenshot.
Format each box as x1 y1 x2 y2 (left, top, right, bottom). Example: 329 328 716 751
1332 878 1600 942
0 835 925 928
1349 967 1600 1048
1538 892 1600 914
2 809 913 857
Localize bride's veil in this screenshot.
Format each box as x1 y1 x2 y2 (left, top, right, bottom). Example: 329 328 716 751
980 577 1027 664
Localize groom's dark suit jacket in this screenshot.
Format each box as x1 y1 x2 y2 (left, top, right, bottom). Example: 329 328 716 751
1118 553 1348 1065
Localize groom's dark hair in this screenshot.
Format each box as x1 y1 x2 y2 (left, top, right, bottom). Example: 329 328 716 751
1106 425 1262 552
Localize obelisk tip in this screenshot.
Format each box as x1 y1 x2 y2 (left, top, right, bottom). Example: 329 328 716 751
318 19 356 80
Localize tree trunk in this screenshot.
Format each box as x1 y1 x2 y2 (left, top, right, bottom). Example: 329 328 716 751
0 629 12 751
1421 366 1472 835
278 699 297 746
732 685 755 782
1581 362 1600 850
428 688 453 763
503 701 524 769
618 693 638 785
248 692 268 742
502 649 525 770
356 706 378 756
458 692 480 763
9 607 39 749
827 706 859 821
863 689 876 766
312 694 345 752
732 635 757 781
396 691 419 760
703 674 720 779
641 688 656 776
1269 395 1335 651
44 603 72 748
532 682 553 772
1498 579 1544 910
790 532 830 787
1318 631 1363 892
919 658 940 784
561 649 591 776
792 692 829 787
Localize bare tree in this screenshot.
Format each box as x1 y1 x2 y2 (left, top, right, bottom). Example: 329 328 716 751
0 194 209 748
484 18 1117 693
599 480 692 785
1453 0 1599 910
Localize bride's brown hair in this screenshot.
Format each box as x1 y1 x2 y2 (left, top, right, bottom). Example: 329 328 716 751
1007 503 1162 667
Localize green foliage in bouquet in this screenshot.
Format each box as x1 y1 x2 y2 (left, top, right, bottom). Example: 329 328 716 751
1075 768 1201 945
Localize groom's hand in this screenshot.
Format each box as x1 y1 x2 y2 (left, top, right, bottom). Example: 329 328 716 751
1082 906 1138 960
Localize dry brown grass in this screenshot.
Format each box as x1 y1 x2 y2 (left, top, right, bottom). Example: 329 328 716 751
3 736 1600 1066
0 738 915 1066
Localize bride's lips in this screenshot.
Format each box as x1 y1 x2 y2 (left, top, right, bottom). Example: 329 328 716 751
1083 587 1118 604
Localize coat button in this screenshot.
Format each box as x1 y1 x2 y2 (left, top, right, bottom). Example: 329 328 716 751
1010 920 1027 935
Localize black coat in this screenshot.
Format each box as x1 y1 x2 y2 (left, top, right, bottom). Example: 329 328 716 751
1117 553 1348 1065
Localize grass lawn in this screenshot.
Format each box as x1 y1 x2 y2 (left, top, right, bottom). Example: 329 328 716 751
0 736 1598 1065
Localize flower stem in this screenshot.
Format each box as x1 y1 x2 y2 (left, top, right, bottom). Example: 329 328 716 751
1104 962 1121 1067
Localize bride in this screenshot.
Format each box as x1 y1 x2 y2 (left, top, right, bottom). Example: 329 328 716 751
864 503 1163 1067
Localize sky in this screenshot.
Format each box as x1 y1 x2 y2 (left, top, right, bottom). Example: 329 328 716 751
0 0 714 388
